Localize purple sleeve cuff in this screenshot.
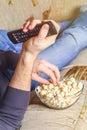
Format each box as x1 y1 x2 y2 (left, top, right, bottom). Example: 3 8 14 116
2 86 30 108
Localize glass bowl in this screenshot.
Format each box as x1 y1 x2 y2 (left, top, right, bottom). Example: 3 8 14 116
35 77 84 109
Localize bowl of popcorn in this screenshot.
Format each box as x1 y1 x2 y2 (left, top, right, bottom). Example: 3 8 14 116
35 78 84 109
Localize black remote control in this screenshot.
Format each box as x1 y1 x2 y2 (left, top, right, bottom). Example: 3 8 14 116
7 21 57 44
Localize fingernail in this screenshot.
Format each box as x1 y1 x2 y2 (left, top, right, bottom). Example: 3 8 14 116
23 29 27 32
43 24 49 30
52 81 56 86
40 24 49 37
46 81 50 85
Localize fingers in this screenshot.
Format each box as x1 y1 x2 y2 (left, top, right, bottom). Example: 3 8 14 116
37 24 49 39
22 20 41 32
41 60 60 82
33 59 60 85
38 60 60 85
32 73 50 84
37 20 60 40
22 21 31 32
29 20 41 30
22 19 60 38
22 20 59 55
43 20 60 34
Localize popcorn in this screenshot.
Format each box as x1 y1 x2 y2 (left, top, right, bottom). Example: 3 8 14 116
40 90 47 96
35 78 84 109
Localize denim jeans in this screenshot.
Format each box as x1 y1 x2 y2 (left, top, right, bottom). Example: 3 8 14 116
0 12 87 89
32 12 87 89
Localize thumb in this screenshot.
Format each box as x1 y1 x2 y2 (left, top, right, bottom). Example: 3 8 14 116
37 24 49 39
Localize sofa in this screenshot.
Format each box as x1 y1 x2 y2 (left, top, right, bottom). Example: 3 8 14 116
0 0 87 130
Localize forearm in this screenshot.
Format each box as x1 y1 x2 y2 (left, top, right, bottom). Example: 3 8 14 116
9 50 37 91
0 50 37 129
0 20 57 129
0 87 30 129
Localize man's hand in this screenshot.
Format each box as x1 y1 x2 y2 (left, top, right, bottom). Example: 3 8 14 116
22 20 59 33
32 59 60 85
22 20 60 55
21 20 60 85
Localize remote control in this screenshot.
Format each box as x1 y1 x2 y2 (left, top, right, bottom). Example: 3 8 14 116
7 21 57 44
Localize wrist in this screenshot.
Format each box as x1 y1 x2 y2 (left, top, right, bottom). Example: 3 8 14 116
9 50 37 91
22 41 40 58
20 50 37 65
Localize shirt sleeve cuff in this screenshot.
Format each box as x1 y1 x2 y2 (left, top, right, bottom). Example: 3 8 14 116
2 86 30 109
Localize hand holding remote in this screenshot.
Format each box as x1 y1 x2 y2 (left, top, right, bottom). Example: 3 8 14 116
7 20 60 44
23 23 59 55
